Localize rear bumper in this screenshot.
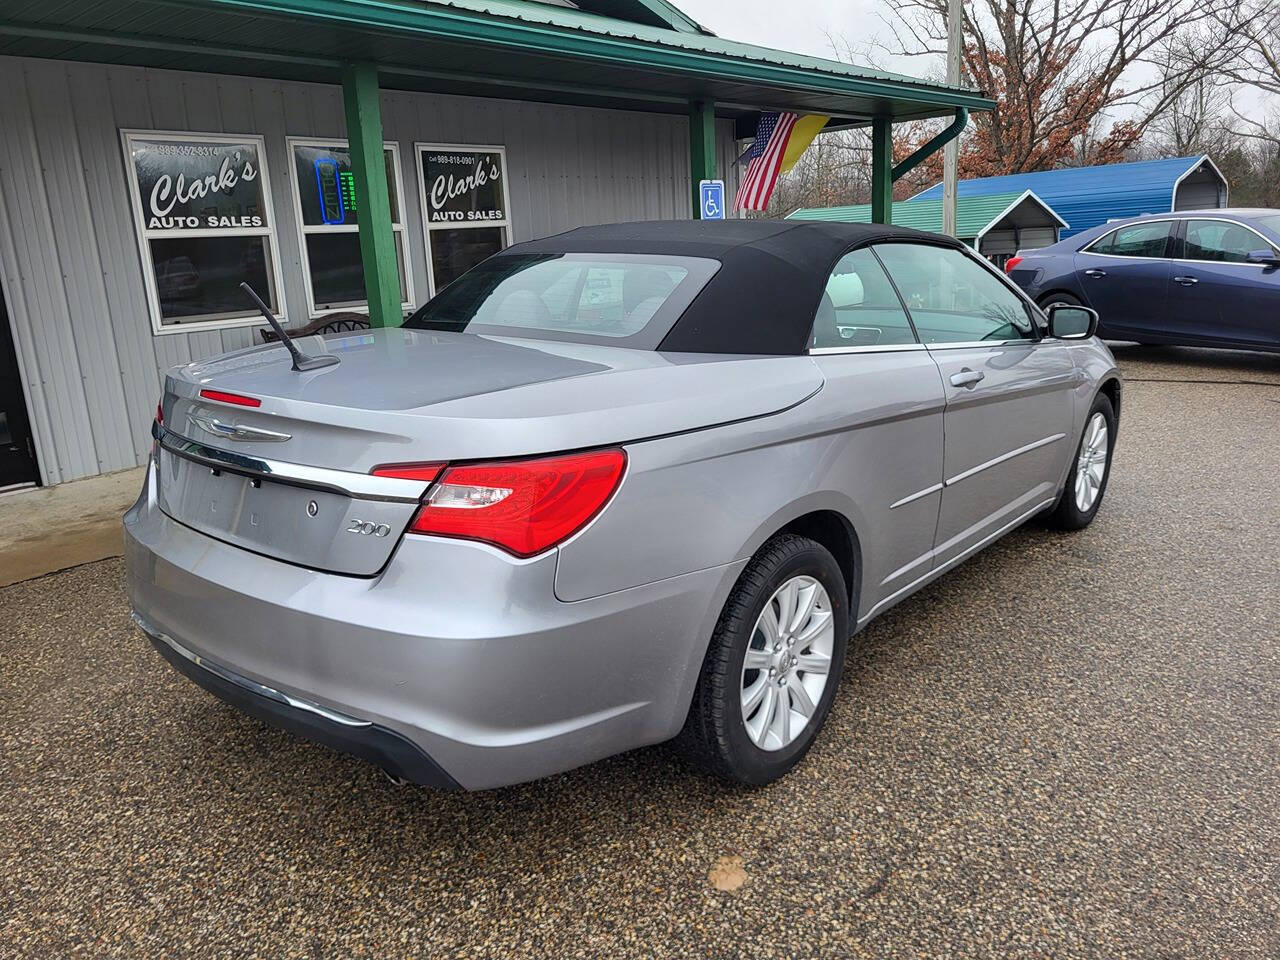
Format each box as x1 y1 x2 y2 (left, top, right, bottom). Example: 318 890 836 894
124 461 743 790
137 612 460 788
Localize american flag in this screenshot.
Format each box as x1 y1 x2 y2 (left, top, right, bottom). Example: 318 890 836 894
733 112 799 211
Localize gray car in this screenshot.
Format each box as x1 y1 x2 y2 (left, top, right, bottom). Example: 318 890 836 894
125 220 1121 790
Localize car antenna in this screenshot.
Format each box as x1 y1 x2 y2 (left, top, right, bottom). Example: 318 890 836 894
240 282 340 372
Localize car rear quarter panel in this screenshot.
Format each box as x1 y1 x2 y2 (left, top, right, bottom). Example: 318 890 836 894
554 352 947 625
1025 254 1089 305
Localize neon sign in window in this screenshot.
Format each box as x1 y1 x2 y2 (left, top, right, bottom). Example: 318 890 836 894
313 156 345 225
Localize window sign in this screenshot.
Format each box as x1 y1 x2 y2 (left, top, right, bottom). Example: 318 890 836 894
416 144 513 294
122 130 286 335
287 138 413 316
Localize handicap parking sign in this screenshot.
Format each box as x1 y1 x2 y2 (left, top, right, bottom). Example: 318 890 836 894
699 179 725 220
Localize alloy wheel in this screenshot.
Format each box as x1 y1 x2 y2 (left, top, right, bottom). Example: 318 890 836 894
1075 411 1109 512
740 575 835 751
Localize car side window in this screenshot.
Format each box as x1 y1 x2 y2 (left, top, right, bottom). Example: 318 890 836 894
810 248 917 349
1183 220 1270 264
872 243 1035 345
1092 221 1173 258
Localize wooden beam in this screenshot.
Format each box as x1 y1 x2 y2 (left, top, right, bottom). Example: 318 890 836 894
342 62 402 328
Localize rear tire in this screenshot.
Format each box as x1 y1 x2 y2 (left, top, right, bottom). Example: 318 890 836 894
676 534 849 785
1045 393 1116 530
1040 291 1082 310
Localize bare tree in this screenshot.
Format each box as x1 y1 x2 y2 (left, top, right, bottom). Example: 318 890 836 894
879 0 1241 175
767 128 875 216
1212 0 1280 151
1145 48 1234 157
1217 0 1280 97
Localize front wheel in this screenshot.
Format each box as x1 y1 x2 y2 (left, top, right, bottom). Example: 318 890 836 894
1045 393 1116 530
676 534 849 785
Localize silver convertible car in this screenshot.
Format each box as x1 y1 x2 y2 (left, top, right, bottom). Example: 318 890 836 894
125 220 1121 790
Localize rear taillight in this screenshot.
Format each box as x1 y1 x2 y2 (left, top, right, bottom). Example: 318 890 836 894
199 388 261 408
371 462 445 483
405 449 626 558
155 399 164 426
1004 255 1023 273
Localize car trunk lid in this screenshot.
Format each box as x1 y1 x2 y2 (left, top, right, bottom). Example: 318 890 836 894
155 328 822 575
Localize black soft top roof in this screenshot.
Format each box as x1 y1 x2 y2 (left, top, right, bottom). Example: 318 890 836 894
504 220 964 355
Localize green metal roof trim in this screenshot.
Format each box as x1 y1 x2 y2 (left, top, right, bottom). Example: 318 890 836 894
186 0 994 112
788 191 1067 239
571 0 711 34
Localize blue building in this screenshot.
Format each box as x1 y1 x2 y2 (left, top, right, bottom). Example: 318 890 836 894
910 155 1228 240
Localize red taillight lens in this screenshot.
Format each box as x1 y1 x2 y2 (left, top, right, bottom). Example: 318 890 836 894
199 388 261 408
155 400 164 425
371 462 445 483
1004 255 1023 274
406 449 626 557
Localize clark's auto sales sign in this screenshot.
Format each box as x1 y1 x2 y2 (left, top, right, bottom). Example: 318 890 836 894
422 148 506 223
130 138 268 230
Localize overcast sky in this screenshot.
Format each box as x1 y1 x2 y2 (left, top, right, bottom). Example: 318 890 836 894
678 0 940 75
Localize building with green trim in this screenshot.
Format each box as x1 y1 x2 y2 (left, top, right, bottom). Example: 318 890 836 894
0 0 990 488
788 190 1068 266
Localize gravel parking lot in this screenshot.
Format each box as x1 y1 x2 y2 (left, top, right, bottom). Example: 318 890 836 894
2 345 1277 959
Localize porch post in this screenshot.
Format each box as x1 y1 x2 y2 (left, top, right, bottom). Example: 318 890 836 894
342 62 402 328
689 100 717 218
870 116 892 224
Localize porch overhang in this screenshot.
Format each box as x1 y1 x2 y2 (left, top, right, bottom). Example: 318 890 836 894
0 0 993 126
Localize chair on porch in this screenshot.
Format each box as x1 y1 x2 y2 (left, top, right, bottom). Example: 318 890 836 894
259 312 371 344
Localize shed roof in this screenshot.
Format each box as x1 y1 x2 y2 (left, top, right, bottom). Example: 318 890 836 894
909 156 1224 238
0 0 994 124
787 190 1067 241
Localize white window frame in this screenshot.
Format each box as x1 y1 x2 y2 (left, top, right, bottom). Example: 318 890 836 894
414 142 513 296
285 137 414 319
120 129 287 336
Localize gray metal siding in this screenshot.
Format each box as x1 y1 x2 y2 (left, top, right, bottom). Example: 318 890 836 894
978 229 1017 256
1173 172 1226 211
1016 227 1059 251
0 55 739 485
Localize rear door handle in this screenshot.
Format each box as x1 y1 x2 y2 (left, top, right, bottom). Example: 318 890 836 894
1172 275 1199 286
1084 269 1107 278
950 369 985 388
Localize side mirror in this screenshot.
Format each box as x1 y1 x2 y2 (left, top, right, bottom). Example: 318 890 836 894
1046 303 1098 340
1245 248 1280 268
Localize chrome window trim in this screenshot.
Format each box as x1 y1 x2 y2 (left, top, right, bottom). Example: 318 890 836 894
1174 215 1280 266
923 338 1041 350
153 422 430 503
808 343 927 355
1079 218 1178 260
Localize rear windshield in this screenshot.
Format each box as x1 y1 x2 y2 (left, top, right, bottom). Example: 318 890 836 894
1251 214 1280 240
405 252 720 349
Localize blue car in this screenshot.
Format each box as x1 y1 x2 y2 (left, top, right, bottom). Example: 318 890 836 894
1006 209 1280 353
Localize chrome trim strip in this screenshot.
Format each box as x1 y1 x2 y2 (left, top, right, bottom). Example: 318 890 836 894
188 414 292 442
859 496 1057 625
809 342 926 355
924 338 1040 350
132 612 372 728
153 423 428 503
889 482 943 509
944 433 1066 487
